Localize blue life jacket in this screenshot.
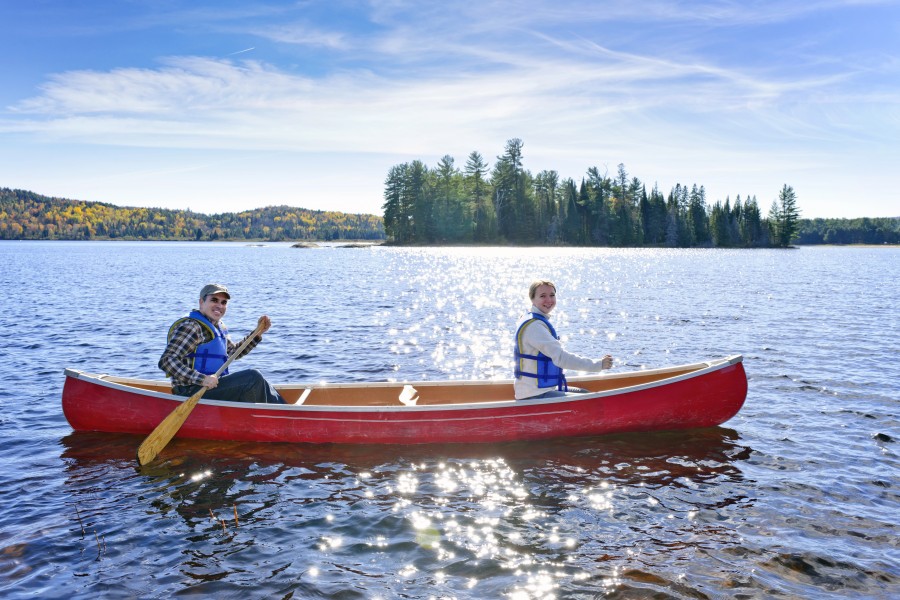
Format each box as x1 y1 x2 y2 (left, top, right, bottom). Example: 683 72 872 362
514 313 567 391
168 310 230 376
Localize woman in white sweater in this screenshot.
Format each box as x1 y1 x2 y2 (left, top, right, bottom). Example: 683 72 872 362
513 280 613 400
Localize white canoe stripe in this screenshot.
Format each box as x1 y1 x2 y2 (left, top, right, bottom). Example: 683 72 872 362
251 408 572 424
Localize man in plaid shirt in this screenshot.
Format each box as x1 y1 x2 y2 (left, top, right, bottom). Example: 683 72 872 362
158 283 286 404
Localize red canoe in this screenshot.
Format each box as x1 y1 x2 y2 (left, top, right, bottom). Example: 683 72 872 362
62 355 747 445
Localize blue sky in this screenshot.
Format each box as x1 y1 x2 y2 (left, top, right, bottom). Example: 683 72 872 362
2 0 898 218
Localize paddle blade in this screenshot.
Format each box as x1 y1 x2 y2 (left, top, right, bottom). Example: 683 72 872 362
136 388 205 466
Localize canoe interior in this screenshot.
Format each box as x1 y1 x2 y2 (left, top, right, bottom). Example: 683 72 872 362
88 363 706 407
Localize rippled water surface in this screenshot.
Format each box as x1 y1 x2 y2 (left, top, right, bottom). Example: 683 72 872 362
1 241 898 599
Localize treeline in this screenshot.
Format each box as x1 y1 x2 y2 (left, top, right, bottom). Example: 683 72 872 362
383 138 807 247
796 217 900 245
0 188 384 241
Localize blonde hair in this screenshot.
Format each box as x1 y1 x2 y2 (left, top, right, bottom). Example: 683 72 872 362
528 279 556 300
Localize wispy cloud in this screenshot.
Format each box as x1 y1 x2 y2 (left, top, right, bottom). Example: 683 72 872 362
6 32 875 157
256 23 348 49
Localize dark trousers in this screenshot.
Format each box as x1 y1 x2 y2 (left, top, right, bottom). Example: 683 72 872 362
173 369 287 404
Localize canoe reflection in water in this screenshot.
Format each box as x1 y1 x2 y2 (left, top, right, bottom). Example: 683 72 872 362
57 426 753 595
59 426 751 524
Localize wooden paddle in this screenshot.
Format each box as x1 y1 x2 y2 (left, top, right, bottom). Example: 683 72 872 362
136 323 266 466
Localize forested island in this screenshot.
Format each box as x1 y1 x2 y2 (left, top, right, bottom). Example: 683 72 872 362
0 188 383 241
382 139 899 247
2 156 897 246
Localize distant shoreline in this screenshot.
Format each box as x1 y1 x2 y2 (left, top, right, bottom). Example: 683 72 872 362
0 239 895 247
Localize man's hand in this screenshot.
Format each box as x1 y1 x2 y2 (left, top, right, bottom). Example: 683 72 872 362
257 315 272 334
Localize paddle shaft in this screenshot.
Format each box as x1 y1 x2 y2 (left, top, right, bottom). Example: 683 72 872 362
136 323 266 466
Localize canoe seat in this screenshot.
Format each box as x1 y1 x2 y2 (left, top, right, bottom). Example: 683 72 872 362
294 388 312 405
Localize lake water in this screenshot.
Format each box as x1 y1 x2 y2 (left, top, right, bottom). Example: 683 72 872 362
0 241 897 599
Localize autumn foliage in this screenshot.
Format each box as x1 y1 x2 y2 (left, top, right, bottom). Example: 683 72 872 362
0 188 384 241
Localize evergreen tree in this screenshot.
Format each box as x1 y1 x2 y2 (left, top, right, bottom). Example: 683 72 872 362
534 170 560 243
630 178 645 246
667 184 692 247
688 185 710 246
433 155 468 242
728 196 742 245
665 189 680 247
769 184 800 246
493 138 531 241
382 164 405 242
575 179 591 245
615 164 629 204
464 151 494 242
741 195 764 247
406 161 431 243
642 184 667 245
585 167 611 245
709 200 730 247
561 179 582 244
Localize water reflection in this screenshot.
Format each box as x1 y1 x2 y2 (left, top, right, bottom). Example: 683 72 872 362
57 428 750 597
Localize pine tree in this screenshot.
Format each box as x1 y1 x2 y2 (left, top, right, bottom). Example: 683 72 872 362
771 184 800 246
464 151 494 242
382 164 405 242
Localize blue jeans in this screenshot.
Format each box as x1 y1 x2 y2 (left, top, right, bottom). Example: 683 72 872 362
531 386 589 399
173 369 286 404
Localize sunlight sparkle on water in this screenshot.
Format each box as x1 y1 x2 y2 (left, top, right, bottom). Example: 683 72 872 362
509 569 559 599
378 455 626 594
188 470 213 482
398 563 417 578
587 490 614 511
317 535 342 551
436 467 459 493
380 253 539 380
396 472 418 495
410 511 432 530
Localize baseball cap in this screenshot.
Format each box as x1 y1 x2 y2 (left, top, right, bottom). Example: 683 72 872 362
200 283 231 299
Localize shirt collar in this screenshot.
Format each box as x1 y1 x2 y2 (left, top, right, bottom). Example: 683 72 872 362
531 305 552 319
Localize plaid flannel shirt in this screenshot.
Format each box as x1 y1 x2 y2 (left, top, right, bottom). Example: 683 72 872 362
158 318 261 387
